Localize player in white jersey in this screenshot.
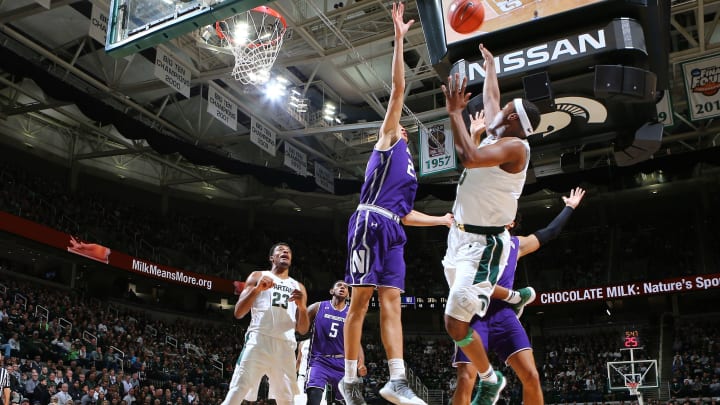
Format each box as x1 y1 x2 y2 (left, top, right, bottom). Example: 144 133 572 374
441 44 541 405
221 242 309 405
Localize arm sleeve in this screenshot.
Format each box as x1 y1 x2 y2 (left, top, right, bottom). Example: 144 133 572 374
533 206 574 245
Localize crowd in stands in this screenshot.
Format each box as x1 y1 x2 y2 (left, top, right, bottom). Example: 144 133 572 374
0 266 241 405
1 253 720 405
669 320 720 400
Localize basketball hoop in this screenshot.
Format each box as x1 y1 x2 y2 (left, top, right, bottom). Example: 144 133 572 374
214 6 287 85
626 382 640 396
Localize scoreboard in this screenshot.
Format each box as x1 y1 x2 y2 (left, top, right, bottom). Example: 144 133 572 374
369 296 447 309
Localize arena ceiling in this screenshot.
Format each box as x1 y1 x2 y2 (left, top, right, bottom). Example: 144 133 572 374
0 0 719 217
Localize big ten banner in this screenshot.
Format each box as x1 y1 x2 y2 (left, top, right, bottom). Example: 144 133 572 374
154 47 191 98
284 143 308 176
207 84 237 130
419 120 456 176
681 54 720 120
656 89 674 127
89 2 109 45
249 117 277 156
315 162 335 193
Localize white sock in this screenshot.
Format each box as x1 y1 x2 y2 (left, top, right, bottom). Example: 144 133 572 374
503 290 521 304
344 360 358 383
479 366 498 384
388 358 406 380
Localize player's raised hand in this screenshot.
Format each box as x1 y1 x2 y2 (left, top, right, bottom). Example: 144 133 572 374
479 43 494 71
469 110 486 140
442 73 471 114
562 187 586 209
392 2 414 39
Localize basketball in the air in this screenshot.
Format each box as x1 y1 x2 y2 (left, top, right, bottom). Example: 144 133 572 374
448 0 485 34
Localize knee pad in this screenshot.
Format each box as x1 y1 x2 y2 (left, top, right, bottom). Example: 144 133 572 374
446 281 493 320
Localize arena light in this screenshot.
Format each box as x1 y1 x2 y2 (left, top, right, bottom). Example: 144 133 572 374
265 78 287 101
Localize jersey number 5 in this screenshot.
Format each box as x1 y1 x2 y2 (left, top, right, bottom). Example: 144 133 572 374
329 322 339 338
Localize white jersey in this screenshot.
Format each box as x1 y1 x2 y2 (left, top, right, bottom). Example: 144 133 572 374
247 271 300 342
453 137 530 227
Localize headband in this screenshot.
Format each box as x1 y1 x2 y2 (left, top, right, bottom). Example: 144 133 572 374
513 98 534 136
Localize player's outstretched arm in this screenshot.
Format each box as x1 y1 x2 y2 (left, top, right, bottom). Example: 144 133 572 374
517 187 586 258
479 44 501 123
377 2 414 149
401 210 453 227
443 73 526 168
234 271 272 319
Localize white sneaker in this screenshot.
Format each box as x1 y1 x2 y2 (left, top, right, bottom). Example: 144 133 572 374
338 379 366 405
379 379 427 405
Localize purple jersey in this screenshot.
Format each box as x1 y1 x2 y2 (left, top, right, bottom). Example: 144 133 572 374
308 300 348 362
359 138 417 218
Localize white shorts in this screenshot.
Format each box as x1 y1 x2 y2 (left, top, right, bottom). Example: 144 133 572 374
222 332 299 405
443 225 510 322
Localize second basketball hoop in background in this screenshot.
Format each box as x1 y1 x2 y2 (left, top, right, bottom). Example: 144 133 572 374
447 0 485 34
213 6 287 85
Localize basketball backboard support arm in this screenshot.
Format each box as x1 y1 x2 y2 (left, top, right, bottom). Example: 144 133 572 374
106 0 269 57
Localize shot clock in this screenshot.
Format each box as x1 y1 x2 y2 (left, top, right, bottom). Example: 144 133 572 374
623 329 641 348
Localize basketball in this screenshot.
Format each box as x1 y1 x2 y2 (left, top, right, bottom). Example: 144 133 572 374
448 0 485 34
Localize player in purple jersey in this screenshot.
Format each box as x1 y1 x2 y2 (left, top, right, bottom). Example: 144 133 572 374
303 281 366 405
340 4 453 405
452 187 586 405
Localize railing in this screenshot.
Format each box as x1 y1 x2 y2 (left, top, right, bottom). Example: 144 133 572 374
165 335 178 348
145 324 157 337
14 293 27 310
109 346 125 372
35 305 49 323
210 358 224 378
58 318 72 334
82 330 97 344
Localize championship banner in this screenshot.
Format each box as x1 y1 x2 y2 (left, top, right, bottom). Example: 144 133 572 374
0 211 233 294
533 273 720 305
89 4 109 45
284 142 308 176
681 54 720 120
154 48 191 98
418 121 456 176
656 89 674 127
207 84 238 130
249 117 277 156
314 162 335 194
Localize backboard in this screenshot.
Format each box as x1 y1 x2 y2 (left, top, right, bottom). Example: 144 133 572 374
106 0 269 57
606 359 659 391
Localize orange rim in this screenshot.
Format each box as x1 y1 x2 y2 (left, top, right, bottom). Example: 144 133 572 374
214 6 287 49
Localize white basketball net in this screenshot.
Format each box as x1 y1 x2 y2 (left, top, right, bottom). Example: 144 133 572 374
215 6 286 85
626 382 639 396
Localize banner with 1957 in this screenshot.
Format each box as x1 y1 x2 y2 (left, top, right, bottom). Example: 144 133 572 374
418 120 456 177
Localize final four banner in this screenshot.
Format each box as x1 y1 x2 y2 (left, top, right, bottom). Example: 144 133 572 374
418 121 456 177
681 54 720 120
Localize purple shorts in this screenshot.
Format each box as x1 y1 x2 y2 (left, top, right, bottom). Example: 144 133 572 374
306 356 344 400
453 304 531 365
346 210 406 291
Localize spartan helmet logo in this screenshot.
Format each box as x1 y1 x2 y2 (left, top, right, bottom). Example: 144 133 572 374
535 96 608 137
